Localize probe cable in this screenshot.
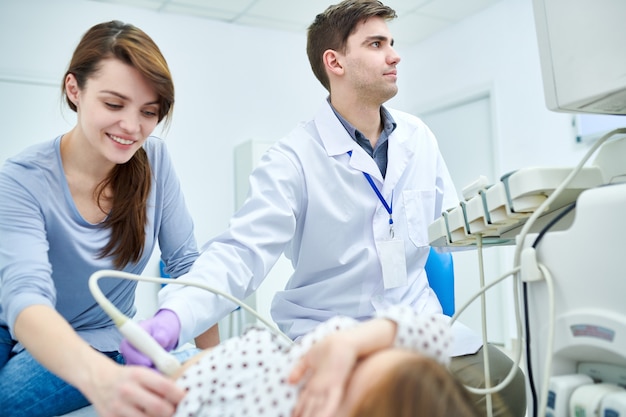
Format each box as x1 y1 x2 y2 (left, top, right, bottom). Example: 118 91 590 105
89 269 294 376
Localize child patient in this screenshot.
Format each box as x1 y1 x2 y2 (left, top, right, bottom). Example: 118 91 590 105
170 306 479 417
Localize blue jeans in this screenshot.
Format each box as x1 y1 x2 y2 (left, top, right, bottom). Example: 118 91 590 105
0 332 124 417
0 325 14 368
0 324 200 417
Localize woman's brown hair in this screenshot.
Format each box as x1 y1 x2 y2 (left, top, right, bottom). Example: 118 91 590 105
62 20 175 268
349 354 480 417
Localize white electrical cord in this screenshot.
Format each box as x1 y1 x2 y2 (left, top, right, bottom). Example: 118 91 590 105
89 269 294 375
512 128 626 269
450 265 523 396
476 235 494 417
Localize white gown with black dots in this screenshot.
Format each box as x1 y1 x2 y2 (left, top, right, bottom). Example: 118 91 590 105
174 306 452 417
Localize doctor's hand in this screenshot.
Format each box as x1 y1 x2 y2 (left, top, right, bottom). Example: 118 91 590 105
89 361 185 417
120 309 181 368
289 334 358 417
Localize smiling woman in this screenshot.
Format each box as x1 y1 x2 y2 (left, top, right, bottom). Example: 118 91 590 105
61 58 161 225
0 20 218 417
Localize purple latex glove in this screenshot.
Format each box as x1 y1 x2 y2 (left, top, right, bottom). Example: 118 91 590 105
119 308 181 368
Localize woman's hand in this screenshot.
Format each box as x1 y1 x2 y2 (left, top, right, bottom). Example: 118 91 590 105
288 334 358 417
14 306 185 417
89 363 185 417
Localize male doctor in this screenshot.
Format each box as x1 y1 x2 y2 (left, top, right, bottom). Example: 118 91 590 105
122 1 525 416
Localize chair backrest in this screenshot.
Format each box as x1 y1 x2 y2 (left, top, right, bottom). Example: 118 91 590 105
424 247 455 316
159 259 170 278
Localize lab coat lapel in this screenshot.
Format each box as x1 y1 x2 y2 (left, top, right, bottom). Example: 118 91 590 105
383 122 414 196
348 147 383 181
314 102 383 181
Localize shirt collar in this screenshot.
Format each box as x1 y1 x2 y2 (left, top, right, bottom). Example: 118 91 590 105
327 97 397 143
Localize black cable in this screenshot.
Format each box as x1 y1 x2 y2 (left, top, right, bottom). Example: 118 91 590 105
522 201 577 417
522 281 537 417
531 202 577 249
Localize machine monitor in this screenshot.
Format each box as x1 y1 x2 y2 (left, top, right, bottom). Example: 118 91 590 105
533 0 626 115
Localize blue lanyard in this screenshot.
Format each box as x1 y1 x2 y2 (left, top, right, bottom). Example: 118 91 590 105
348 151 394 237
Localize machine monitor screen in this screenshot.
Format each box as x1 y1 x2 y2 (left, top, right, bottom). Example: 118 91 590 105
532 0 626 115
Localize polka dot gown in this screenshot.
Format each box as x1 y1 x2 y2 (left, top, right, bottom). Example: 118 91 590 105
174 306 452 417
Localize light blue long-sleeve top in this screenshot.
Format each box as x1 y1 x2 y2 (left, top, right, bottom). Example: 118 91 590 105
0 135 198 353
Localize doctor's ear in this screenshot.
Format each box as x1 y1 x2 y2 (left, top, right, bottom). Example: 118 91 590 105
323 49 344 77
64 73 80 107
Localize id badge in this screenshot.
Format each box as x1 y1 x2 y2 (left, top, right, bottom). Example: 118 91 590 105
378 238 408 289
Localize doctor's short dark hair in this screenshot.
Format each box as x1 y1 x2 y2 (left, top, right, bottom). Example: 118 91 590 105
306 0 397 92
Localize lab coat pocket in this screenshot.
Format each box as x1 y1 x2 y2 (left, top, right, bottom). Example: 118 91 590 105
402 189 436 248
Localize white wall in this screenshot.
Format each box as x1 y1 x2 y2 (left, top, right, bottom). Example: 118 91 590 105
403 0 586 172
0 0 590 337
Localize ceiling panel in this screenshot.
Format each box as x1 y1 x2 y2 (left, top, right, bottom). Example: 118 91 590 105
173 0 255 7
93 0 163 11
242 0 330 29
87 0 502 44
417 0 500 20
163 4 240 20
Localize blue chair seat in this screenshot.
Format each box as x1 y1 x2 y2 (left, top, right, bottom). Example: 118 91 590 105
424 247 455 316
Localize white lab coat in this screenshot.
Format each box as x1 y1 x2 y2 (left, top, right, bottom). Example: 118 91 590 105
160 100 482 356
